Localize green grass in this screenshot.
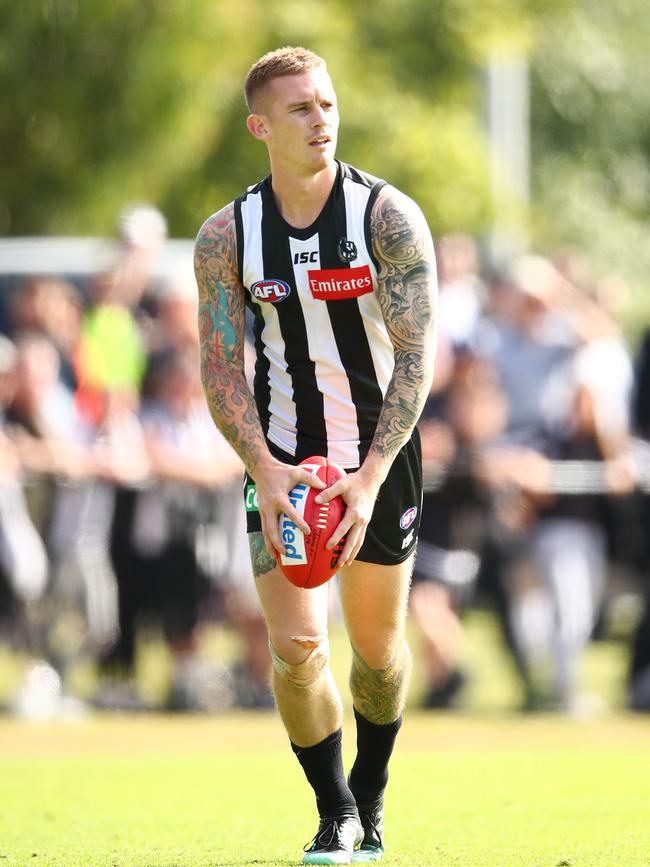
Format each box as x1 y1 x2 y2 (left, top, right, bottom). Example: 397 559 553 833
0 607 644 865
1 711 650 866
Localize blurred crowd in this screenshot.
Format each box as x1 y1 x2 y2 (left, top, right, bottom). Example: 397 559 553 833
412 234 650 715
1 206 650 718
0 205 271 716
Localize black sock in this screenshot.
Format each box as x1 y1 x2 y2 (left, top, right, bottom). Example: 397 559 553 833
348 708 403 804
291 729 358 819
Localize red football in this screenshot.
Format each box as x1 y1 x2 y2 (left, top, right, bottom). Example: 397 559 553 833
277 455 347 589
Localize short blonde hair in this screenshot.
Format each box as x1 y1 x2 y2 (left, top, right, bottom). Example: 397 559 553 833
244 46 327 111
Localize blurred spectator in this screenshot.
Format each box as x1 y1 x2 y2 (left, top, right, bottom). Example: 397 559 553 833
6 331 89 511
412 351 507 709
475 255 637 712
8 276 83 392
74 203 167 427
0 334 84 718
0 336 48 628
628 590 650 712
115 203 168 308
510 379 632 712
2 223 646 717
627 323 650 712
437 233 485 351
75 271 147 427
475 255 576 450
96 347 271 711
147 273 200 357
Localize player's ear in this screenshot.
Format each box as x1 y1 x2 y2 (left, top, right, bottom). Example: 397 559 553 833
246 113 269 141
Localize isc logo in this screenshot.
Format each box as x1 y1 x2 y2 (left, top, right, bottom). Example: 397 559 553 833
293 251 318 265
251 279 291 303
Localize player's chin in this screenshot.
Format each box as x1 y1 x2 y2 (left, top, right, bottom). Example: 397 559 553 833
307 147 335 169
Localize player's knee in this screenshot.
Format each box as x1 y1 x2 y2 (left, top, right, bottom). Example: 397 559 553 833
269 634 330 689
354 635 409 672
353 628 406 671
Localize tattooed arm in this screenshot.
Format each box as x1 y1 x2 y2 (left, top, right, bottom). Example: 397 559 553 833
367 185 437 472
317 186 436 566
194 204 323 555
195 203 266 475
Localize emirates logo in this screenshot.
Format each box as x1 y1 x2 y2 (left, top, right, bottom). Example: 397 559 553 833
307 265 373 300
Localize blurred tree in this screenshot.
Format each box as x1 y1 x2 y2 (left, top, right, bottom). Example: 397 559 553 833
162 0 504 238
530 0 650 331
9 0 646 327
2 0 557 241
163 0 570 238
0 0 257 235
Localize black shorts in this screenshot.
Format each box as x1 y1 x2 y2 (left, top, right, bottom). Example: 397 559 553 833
243 431 423 566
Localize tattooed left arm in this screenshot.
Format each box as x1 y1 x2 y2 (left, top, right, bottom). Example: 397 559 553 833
364 185 437 482
317 186 436 567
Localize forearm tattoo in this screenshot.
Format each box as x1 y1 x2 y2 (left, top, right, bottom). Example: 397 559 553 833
194 205 266 474
350 642 412 724
370 189 437 462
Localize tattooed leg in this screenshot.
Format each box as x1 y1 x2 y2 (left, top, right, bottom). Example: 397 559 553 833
339 555 414 724
340 557 413 810
350 640 412 725
347 639 410 806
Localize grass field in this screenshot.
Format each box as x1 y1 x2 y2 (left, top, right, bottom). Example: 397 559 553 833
0 609 647 866
1 711 650 866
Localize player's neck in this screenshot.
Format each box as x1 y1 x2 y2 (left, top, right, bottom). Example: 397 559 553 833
270 161 337 229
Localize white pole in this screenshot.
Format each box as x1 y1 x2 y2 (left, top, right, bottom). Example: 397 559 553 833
485 53 530 270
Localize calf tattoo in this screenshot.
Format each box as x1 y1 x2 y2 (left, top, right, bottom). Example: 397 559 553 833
349 641 412 724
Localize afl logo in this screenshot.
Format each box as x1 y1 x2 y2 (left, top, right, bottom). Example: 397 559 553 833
400 506 418 530
251 279 291 303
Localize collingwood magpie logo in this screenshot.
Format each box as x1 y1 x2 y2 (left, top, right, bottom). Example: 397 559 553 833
338 238 357 263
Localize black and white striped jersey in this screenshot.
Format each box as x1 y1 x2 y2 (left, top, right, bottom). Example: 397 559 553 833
234 160 393 468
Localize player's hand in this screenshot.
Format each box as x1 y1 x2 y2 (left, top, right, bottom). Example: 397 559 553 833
253 456 326 557
314 466 382 568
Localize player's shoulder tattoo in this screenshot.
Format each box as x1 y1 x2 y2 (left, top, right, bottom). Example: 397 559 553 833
194 202 244 365
370 185 435 277
194 201 238 305
370 185 437 350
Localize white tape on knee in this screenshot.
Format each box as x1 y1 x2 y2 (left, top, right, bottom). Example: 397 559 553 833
269 638 330 689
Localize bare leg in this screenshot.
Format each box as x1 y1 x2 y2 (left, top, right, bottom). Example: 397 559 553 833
339 555 414 723
249 532 341 747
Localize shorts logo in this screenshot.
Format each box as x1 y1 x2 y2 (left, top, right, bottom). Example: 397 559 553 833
245 484 259 512
400 506 418 530
307 265 373 300
338 238 358 263
251 278 291 303
401 529 415 550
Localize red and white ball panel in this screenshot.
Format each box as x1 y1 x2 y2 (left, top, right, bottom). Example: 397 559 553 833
277 455 347 589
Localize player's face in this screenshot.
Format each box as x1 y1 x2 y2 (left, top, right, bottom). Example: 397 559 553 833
253 69 339 173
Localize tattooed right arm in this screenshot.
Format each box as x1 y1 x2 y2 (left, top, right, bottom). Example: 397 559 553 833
195 204 326 554
194 203 267 475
